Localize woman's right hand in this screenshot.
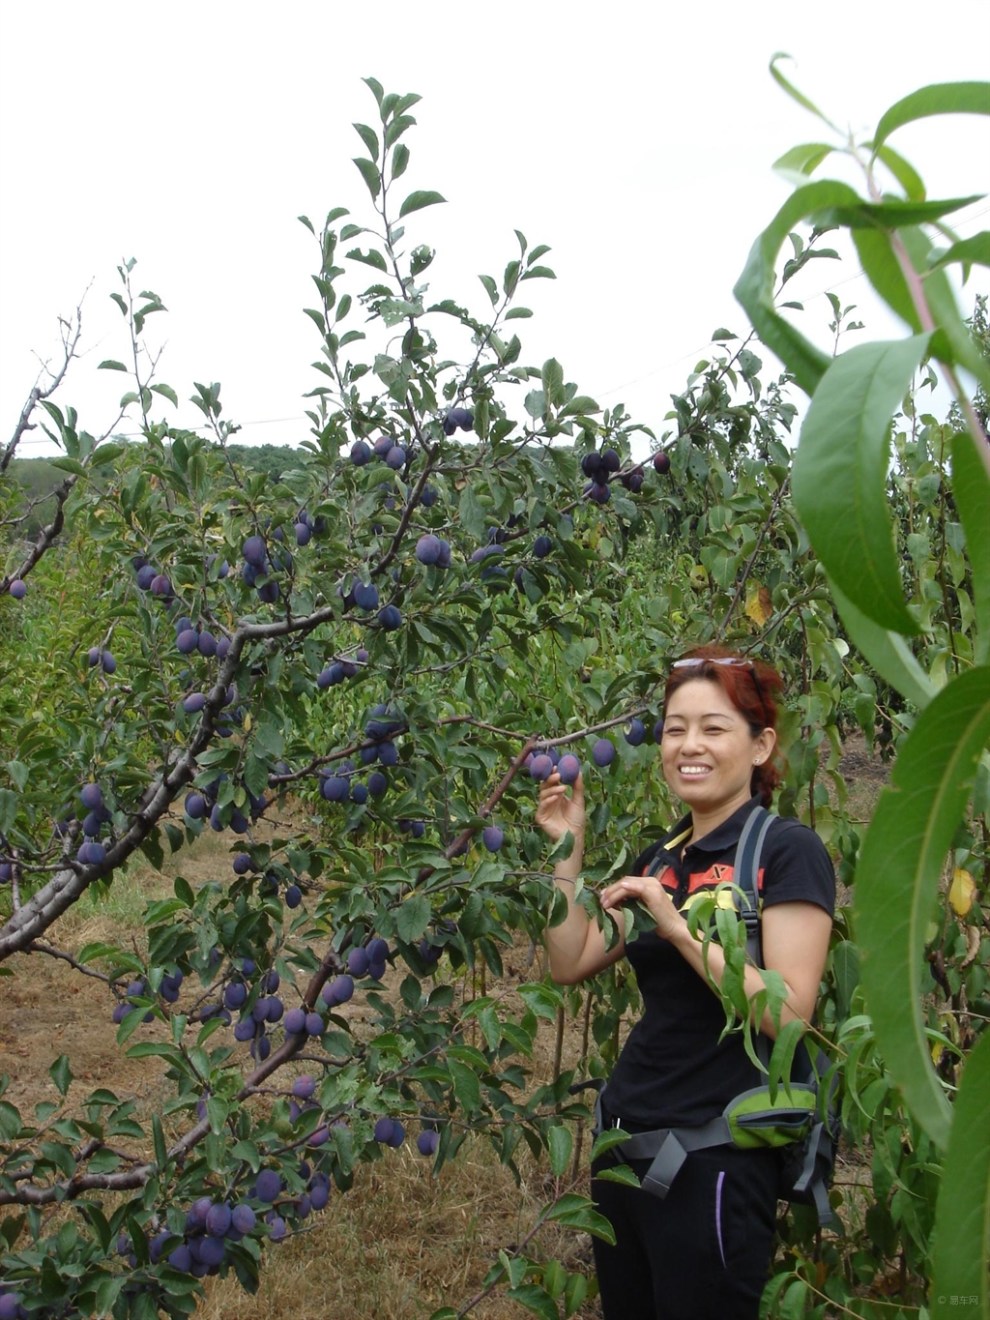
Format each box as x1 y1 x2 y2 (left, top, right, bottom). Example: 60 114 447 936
535 770 586 843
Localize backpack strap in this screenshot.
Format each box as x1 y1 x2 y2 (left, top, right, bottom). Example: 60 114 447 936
733 804 774 966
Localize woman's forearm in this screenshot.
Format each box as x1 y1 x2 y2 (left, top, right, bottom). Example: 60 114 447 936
544 833 598 983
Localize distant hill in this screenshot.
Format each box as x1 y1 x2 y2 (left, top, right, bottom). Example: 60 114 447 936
5 443 307 537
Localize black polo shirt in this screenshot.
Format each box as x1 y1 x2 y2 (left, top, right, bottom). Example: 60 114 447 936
603 797 836 1129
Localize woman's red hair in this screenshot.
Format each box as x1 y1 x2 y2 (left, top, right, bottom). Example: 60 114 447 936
663 645 785 806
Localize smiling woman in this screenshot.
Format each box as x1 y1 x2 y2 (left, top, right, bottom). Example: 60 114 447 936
659 655 780 836
534 644 835 1320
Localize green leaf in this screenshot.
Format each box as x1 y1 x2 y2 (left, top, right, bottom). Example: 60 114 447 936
505 1284 557 1320
793 334 931 635
150 383 178 408
855 666 990 1148
816 195 982 229
47 457 86 477
951 432 990 665
871 144 926 201
524 389 546 420
152 1114 167 1170
516 982 563 1020
362 76 385 107
384 115 416 148
352 157 381 200
0 788 17 833
78 942 141 970
391 143 410 180
850 227 920 331
541 359 565 408
547 1122 572 1177
559 395 600 418
930 231 990 273
396 894 431 942
594 1163 641 1188
771 142 834 177
830 578 937 709
346 247 388 272
768 54 839 130
353 122 379 160
399 190 446 219
734 180 854 394
546 1193 617 1242
49 1055 72 1097
447 1058 481 1113
897 227 990 392
930 1029 990 1320
590 1127 633 1162
173 875 195 907
98 360 128 372
873 81 990 155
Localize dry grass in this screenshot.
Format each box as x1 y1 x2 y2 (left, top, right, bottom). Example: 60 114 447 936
198 1139 600 1319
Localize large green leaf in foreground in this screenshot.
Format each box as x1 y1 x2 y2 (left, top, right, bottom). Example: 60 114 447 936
855 666 990 1149
793 335 931 636
930 1029 990 1320
872 80 990 154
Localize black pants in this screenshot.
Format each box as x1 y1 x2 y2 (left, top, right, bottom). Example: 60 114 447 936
591 1142 780 1320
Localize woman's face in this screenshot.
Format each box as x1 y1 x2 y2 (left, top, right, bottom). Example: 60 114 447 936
660 678 775 822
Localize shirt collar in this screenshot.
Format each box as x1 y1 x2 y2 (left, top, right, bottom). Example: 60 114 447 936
660 795 764 856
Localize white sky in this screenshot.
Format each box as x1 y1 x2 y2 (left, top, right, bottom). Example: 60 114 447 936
2 1 988 459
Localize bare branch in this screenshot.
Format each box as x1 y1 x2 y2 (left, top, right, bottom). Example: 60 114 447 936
2 299 86 473
25 939 115 984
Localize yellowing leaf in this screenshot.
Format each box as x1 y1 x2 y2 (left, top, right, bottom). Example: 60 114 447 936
745 584 773 626
948 867 977 917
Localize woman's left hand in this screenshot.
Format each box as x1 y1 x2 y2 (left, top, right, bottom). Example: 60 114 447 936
600 875 685 942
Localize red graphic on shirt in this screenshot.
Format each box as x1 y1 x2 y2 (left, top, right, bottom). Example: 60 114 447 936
645 860 766 900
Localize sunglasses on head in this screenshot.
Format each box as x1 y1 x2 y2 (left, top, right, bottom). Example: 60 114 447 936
671 657 752 670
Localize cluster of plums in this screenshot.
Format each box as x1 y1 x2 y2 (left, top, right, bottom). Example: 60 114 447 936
317 704 405 808
348 434 409 470
524 719 655 785
580 446 671 504
317 646 368 689
182 770 265 834
74 781 113 866
113 1155 331 1279
338 575 403 631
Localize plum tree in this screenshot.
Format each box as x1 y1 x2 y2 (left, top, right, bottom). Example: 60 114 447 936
0 69 986 1320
